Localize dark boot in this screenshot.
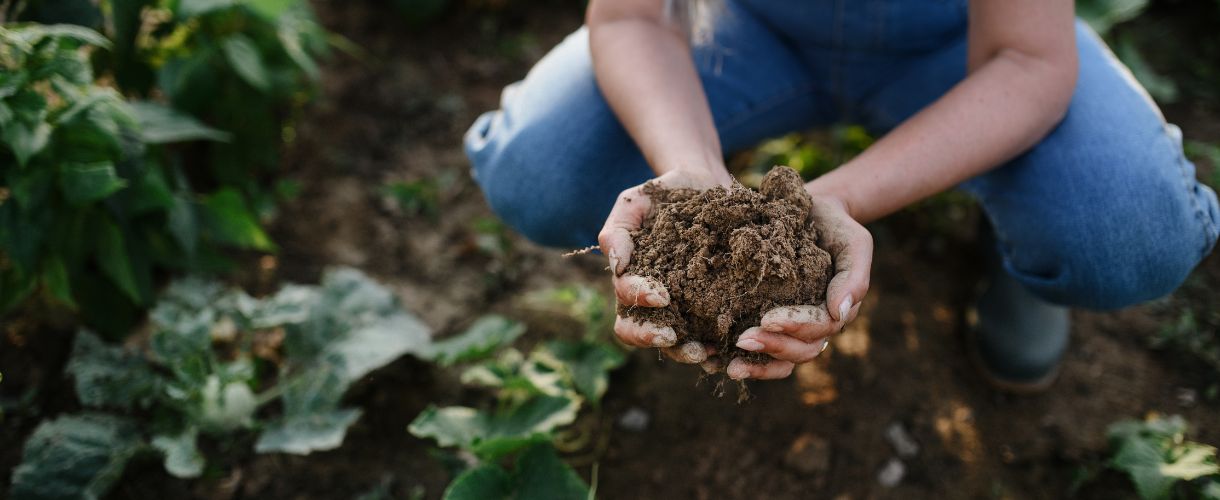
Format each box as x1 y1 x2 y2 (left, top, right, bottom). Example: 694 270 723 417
968 262 1070 393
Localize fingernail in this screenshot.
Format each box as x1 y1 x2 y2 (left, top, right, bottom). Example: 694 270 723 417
645 291 666 307
651 328 677 347
727 360 750 380
736 338 765 352
608 249 621 274
838 296 853 322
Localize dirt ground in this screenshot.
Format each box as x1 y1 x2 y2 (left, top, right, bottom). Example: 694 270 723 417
3 0 1219 499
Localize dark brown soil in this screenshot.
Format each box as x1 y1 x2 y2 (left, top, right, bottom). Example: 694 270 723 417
620 167 832 364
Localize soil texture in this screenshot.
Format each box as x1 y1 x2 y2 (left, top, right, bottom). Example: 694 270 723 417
620 166 832 364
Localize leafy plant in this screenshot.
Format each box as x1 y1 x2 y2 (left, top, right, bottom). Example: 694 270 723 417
1106 415 1220 499
410 287 625 500
10 267 432 498
120 0 331 199
0 24 275 335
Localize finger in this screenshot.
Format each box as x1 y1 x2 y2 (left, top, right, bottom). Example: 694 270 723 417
613 274 670 308
825 225 872 323
614 315 677 348
759 305 836 342
662 341 710 364
726 357 795 380
598 187 652 275
736 327 828 364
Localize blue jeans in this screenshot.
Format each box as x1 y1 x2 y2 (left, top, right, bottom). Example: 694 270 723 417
463 0 1220 310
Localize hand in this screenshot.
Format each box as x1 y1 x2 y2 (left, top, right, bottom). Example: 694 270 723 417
723 194 873 380
599 168 733 364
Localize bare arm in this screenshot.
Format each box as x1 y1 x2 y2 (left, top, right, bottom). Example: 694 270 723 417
805 0 1078 223
587 0 732 186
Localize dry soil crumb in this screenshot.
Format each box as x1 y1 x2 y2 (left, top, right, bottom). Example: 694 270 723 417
619 166 833 366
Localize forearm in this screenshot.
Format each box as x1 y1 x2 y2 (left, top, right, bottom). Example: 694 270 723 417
589 15 730 184
806 51 1077 223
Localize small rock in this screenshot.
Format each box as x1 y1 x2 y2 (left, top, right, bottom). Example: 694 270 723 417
1176 387 1197 408
884 422 920 458
877 458 905 488
617 407 650 432
783 433 832 475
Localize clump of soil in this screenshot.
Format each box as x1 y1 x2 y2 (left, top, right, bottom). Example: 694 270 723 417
619 166 833 366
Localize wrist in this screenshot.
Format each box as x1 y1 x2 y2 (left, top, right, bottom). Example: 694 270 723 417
804 178 858 221
657 151 733 187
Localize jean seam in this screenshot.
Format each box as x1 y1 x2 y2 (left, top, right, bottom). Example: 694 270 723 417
1164 128 1219 260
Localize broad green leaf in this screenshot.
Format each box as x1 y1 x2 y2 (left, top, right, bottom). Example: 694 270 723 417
128 101 231 144
409 406 483 449
251 283 318 327
427 315 525 366
199 188 275 250
279 362 347 416
2 120 51 167
543 340 625 404
59 162 128 205
1108 416 1220 500
1159 445 1220 480
279 27 320 79
220 35 271 92
443 464 512 500
248 0 296 20
9 414 142 500
0 71 27 99
514 443 589 500
1202 481 1220 500
254 408 362 455
1113 437 1181 500
168 195 199 258
7 24 111 49
42 256 74 307
176 0 234 17
97 216 143 303
66 330 159 409
409 395 580 460
324 312 431 382
151 428 205 478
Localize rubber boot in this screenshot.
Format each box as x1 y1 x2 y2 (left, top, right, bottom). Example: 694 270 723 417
969 262 1071 393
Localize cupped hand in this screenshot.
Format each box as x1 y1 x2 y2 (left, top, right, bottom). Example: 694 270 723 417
723 194 873 380
599 168 732 364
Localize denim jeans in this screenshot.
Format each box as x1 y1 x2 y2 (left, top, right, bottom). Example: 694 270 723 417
463 0 1220 310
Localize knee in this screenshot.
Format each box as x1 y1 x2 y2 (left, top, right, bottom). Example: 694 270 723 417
1007 219 1208 310
464 114 604 248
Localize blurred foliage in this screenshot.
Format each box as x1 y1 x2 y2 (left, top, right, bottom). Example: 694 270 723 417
410 286 624 500
1 0 332 336
126 0 330 197
1079 0 1220 107
10 268 432 498
0 24 268 336
1106 415 1220 499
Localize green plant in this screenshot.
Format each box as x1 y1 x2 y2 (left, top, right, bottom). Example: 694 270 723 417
383 177 443 218
0 24 275 335
410 287 625 500
1106 415 1220 500
118 0 331 203
9 268 432 498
